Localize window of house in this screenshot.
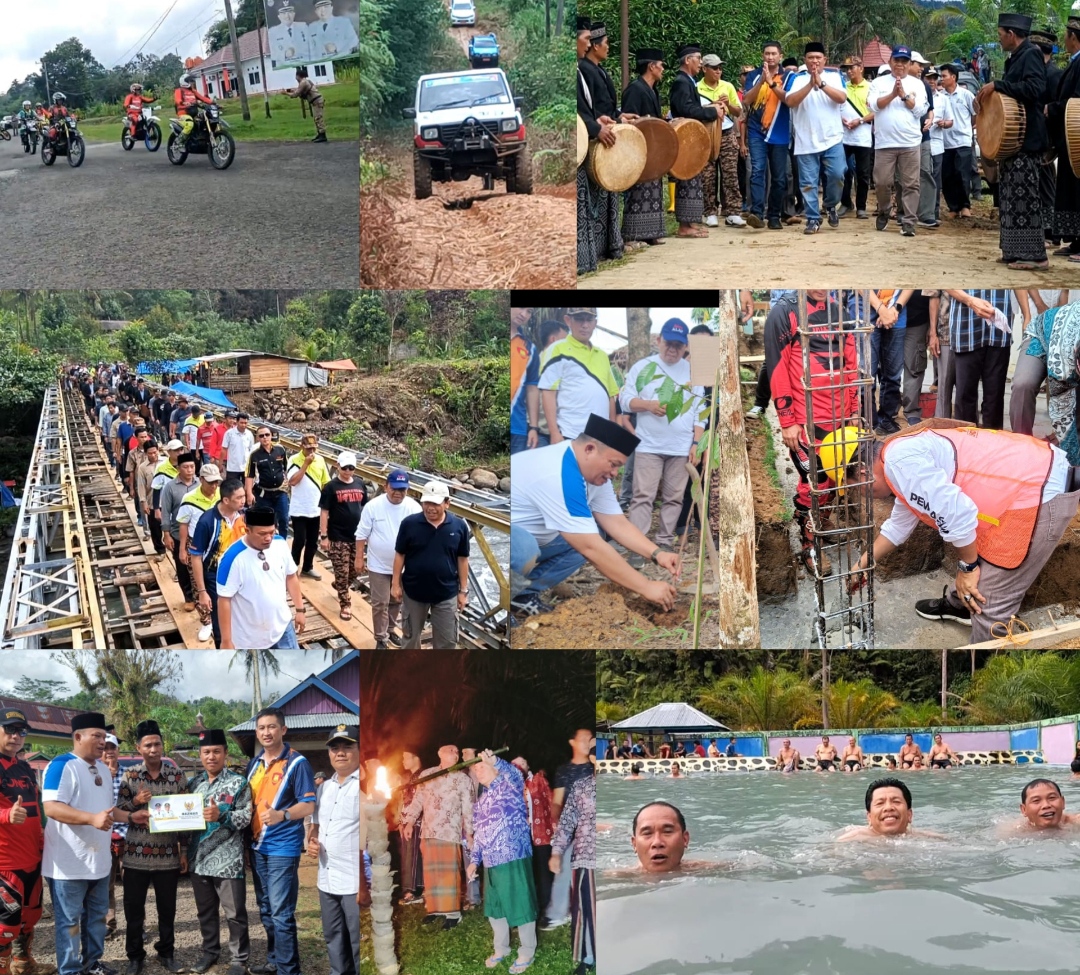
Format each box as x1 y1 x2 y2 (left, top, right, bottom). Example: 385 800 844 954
248 69 260 86
207 81 215 95
314 64 327 77
230 77 238 92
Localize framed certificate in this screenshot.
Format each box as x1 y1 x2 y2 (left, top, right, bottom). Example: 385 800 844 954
148 795 206 833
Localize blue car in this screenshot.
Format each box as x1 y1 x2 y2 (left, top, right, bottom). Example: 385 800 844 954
469 33 500 68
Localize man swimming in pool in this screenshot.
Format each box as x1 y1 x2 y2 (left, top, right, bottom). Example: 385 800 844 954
841 737 866 772
626 801 721 873
837 778 947 842
1007 778 1080 832
774 739 801 772
670 762 683 778
625 763 645 779
899 734 923 769
815 736 838 772
927 734 959 769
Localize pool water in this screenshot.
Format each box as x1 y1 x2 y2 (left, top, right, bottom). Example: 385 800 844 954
597 766 1080 975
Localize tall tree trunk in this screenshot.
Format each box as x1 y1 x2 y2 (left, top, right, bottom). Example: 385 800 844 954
555 0 564 34
625 308 652 368
821 649 830 728
715 289 760 648
620 0 630 93
252 653 263 716
941 650 947 721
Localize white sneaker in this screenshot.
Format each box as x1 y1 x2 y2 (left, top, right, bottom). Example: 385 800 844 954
745 405 765 420
197 623 213 642
725 214 747 227
705 214 719 227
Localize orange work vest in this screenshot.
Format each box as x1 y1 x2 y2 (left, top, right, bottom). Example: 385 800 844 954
881 426 1054 569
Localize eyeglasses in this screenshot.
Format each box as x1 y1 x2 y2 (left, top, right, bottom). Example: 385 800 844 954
87 763 103 787
257 551 270 572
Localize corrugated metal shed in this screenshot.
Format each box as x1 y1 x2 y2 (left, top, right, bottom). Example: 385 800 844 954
230 711 358 732
611 703 728 732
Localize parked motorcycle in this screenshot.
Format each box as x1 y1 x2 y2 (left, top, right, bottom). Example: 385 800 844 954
166 103 235 170
122 105 162 152
41 115 85 167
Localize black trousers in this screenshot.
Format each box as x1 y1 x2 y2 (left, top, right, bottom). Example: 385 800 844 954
532 844 553 916
953 344 1011 430
942 146 973 213
842 145 873 212
173 542 194 602
291 515 321 572
147 507 165 555
191 873 249 964
754 364 771 411
124 867 179 960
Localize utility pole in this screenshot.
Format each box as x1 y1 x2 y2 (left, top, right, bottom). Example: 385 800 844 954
223 0 252 121
941 650 947 721
41 61 51 103
253 1 273 118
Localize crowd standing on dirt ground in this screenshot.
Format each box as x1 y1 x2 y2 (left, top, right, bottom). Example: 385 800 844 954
361 729 596 974
749 288 1080 646
62 362 474 649
576 11 1080 273
510 306 715 626
0 706 358 975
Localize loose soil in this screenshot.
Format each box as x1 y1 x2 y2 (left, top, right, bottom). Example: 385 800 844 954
582 200 1065 288
1046 637 1080 648
745 414 797 599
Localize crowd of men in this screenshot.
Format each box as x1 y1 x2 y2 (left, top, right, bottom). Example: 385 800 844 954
747 288 1080 645
509 307 706 621
62 363 473 650
577 12 1080 273
0 706 358 975
361 729 596 975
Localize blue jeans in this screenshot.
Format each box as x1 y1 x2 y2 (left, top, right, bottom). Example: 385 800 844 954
48 876 110 975
510 525 586 600
747 128 789 220
796 143 846 222
510 432 550 455
869 326 905 426
269 621 300 649
254 488 290 539
251 852 302 975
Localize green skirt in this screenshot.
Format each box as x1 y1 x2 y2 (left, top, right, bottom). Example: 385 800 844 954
483 856 538 928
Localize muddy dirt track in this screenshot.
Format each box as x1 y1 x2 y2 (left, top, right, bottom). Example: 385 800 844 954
583 210 1080 288
0 140 358 287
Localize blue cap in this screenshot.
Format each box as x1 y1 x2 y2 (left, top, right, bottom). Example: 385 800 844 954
660 318 690 344
891 45 912 60
387 469 410 488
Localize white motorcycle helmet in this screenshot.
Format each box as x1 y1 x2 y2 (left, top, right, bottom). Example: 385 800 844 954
22 100 31 109
178 73 195 89
130 83 143 94
52 92 67 105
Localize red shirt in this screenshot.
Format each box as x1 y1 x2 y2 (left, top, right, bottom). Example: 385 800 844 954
0 755 44 870
198 421 217 454
209 423 228 462
694 744 706 757
524 770 553 845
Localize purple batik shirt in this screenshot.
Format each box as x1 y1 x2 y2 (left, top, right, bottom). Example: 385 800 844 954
469 758 532 869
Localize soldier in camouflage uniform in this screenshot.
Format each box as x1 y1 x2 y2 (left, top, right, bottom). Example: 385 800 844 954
287 67 327 143
186 730 253 975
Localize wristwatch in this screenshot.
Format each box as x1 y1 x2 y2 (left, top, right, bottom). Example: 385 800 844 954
649 547 662 565
958 556 981 573
283 809 290 821
528 425 539 432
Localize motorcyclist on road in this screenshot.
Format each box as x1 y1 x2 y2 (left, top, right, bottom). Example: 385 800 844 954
124 83 156 140
44 92 71 144
33 103 48 124
173 73 213 148
15 100 36 152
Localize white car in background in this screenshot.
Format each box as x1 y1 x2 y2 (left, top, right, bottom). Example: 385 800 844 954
450 0 476 26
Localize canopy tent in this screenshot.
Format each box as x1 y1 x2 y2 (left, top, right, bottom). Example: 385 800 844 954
166 381 237 411
136 358 200 375
317 359 357 371
610 703 730 735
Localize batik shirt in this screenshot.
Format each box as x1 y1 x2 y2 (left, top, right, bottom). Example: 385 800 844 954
403 767 473 844
187 767 253 879
116 762 191 870
551 774 596 870
524 770 554 846
468 759 531 869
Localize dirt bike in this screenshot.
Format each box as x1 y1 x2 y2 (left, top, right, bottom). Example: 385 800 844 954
166 103 235 170
121 105 162 152
0 119 11 141
41 114 85 167
18 118 39 154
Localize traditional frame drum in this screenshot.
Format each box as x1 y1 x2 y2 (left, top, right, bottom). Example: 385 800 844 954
1065 99 1080 177
631 117 679 182
585 122 647 191
699 94 722 162
577 114 588 167
976 92 1025 161
668 117 710 180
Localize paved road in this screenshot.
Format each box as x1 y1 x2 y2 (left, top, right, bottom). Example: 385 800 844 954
0 139 358 286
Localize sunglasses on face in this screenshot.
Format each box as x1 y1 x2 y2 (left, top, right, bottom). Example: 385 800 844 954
342 465 356 471
258 433 272 438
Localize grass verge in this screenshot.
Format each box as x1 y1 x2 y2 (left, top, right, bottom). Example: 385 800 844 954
74 83 359 144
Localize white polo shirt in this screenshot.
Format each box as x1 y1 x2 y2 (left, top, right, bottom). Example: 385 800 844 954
537 335 618 441
313 768 359 895
511 440 622 547
943 87 976 149
785 68 846 155
868 73 926 149
355 492 423 574
929 90 952 156
221 427 255 473
216 536 298 649
619 354 704 456
42 752 115 880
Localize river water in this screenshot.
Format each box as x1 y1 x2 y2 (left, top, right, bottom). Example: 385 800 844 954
598 767 1080 975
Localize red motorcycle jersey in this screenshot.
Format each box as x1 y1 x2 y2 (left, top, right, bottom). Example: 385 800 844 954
0 756 43 871
174 87 213 116
124 93 155 114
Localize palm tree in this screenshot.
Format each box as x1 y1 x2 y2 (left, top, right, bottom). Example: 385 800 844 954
698 666 819 730
825 678 900 728
596 700 628 729
959 652 1080 725
228 651 282 716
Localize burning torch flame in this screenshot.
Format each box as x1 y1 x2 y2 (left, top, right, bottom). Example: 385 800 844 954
374 765 391 800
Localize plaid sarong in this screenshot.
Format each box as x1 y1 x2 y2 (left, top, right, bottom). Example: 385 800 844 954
420 838 461 914
570 867 595 965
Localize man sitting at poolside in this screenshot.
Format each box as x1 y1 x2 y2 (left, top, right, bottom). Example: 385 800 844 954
774 739 801 772
1006 779 1080 832
838 778 947 842
927 734 959 769
899 734 923 769
841 737 866 772
627 801 719 873
815 736 839 772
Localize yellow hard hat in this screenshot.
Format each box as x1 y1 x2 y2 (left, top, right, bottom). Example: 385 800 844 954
818 426 864 495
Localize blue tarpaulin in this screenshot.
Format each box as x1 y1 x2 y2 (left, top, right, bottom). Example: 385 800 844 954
167 381 237 411
136 358 201 375
0 482 16 508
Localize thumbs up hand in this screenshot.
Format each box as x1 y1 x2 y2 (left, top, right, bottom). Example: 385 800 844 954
204 798 220 822
9 796 26 825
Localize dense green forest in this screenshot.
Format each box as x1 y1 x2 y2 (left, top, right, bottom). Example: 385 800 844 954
0 289 510 410
597 650 1080 731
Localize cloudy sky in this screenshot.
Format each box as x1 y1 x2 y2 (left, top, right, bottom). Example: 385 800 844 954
4 0 225 87
0 651 336 704
593 307 699 354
